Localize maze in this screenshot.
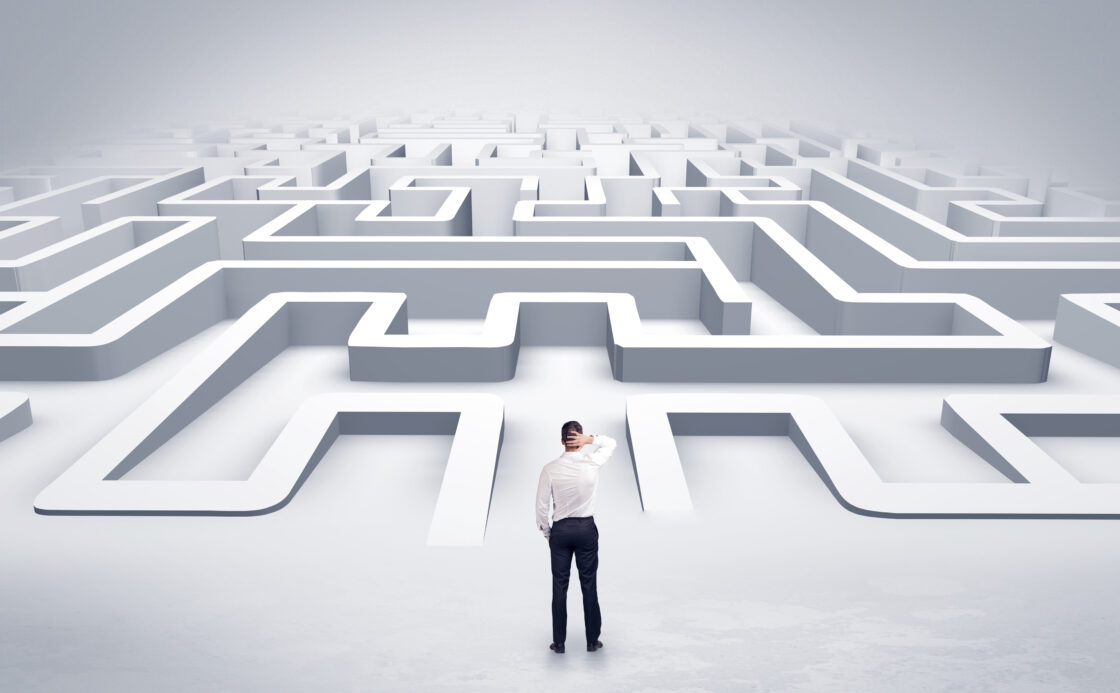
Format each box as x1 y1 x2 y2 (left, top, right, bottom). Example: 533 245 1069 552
3 114 1120 543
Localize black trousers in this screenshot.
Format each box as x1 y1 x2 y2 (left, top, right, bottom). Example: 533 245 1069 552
549 515 601 646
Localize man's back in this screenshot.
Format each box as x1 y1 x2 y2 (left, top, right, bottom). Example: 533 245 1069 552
537 435 616 534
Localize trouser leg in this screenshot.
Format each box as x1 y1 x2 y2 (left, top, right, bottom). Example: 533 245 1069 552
573 519 601 645
550 526 574 644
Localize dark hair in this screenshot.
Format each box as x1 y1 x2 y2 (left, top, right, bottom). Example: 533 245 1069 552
561 420 583 444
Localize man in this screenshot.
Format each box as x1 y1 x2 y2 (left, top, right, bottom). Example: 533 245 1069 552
535 420 617 654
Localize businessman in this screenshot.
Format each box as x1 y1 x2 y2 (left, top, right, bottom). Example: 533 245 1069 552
536 420 617 654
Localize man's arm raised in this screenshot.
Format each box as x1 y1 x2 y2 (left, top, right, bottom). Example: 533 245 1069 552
587 434 617 466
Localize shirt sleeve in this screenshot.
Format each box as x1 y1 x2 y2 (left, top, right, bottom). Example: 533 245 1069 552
535 466 552 537
587 434 617 466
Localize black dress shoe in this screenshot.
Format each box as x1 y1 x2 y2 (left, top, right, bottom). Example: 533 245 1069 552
550 642 565 653
587 640 603 652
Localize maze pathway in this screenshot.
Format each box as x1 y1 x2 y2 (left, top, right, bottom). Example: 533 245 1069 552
3 114 1120 543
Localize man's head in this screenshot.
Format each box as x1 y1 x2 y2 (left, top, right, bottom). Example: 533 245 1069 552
561 420 583 450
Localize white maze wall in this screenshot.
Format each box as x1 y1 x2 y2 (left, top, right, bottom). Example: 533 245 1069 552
3 115 1120 544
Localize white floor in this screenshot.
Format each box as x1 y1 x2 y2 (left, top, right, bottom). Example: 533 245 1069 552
2 301 1120 691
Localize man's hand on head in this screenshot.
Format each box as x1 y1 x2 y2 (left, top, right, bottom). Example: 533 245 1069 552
565 432 595 448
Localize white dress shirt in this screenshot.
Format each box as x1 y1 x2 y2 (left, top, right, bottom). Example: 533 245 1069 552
536 434 617 537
